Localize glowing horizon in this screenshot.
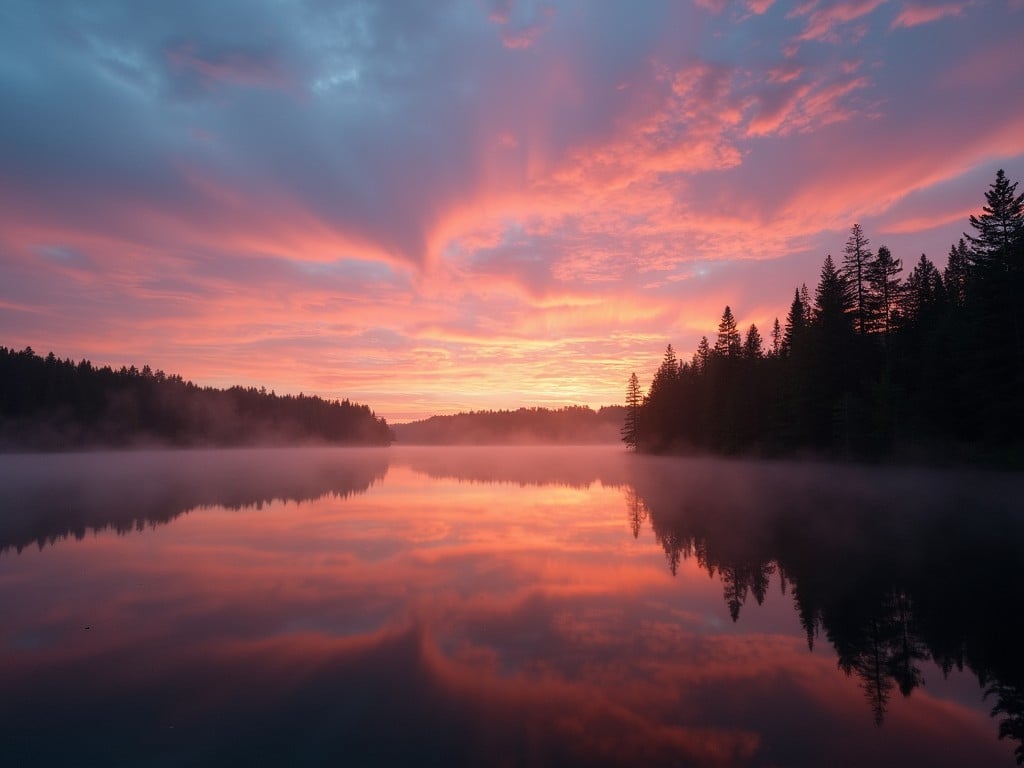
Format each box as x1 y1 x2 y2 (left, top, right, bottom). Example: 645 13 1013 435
2 0 1023 421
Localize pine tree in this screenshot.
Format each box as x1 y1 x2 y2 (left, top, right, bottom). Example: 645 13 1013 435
621 372 642 451
809 254 855 447
800 283 812 325
962 170 1024 439
715 306 742 357
645 345 680 448
944 239 970 308
843 223 874 335
652 344 678 390
781 289 807 356
966 169 1024 271
813 254 853 328
902 254 943 324
866 245 903 337
771 317 782 356
743 324 763 359
692 336 711 372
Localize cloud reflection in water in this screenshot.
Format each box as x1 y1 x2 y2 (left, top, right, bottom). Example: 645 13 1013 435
0 447 1019 766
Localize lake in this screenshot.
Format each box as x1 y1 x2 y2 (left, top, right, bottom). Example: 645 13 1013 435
1 446 1021 767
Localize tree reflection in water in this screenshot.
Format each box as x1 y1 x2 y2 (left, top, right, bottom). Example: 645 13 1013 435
2 447 1021 765
0 448 389 555
627 458 1024 763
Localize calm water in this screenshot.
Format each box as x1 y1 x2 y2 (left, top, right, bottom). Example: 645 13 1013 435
1 446 1022 767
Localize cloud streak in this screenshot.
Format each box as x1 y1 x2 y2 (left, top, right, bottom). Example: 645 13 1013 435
890 1 967 28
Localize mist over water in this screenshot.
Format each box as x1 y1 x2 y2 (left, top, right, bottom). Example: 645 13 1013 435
1 446 1021 766
0 447 390 554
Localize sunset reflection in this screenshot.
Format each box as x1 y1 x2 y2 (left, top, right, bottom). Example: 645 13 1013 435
0 447 1019 766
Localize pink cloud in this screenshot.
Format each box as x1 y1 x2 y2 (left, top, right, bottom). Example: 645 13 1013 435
767 63 804 83
487 0 514 24
501 22 546 49
890 1 967 28
794 0 889 42
746 84 808 136
877 211 969 235
488 2 557 50
165 42 298 93
695 0 730 13
769 113 1024 242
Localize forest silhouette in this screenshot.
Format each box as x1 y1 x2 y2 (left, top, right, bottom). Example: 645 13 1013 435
624 170 1024 465
0 348 393 449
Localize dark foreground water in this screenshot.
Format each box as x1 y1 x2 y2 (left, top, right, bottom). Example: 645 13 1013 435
1 446 1022 767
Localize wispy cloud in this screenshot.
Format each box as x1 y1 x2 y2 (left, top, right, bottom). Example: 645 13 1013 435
890 1 967 28
488 0 557 49
165 41 299 93
793 0 889 42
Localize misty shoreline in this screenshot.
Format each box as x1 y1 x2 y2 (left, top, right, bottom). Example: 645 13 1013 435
3 440 1021 479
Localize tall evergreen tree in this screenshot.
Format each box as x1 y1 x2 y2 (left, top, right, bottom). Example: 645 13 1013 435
692 336 711 372
781 289 807 356
962 170 1024 441
902 254 943 325
843 223 874 335
808 254 855 449
813 254 853 328
652 344 678 388
715 306 742 357
621 372 642 451
944 239 971 309
800 284 812 325
771 317 782 356
645 345 681 447
966 168 1024 271
867 245 903 337
743 324 764 359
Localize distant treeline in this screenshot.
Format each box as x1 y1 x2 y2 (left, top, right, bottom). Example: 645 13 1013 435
393 405 626 445
623 169 1024 465
0 347 393 450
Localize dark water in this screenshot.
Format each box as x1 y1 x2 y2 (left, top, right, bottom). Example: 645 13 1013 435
1 446 1022 767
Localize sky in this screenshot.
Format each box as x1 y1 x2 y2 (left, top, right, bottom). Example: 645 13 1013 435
1 0 1023 422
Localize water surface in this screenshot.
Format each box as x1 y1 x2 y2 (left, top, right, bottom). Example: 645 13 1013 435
1 447 1021 766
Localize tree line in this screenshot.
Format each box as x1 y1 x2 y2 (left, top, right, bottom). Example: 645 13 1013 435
0 346 393 449
393 405 626 445
623 169 1024 464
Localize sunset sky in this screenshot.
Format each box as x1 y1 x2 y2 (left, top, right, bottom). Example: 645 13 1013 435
2 0 1023 421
